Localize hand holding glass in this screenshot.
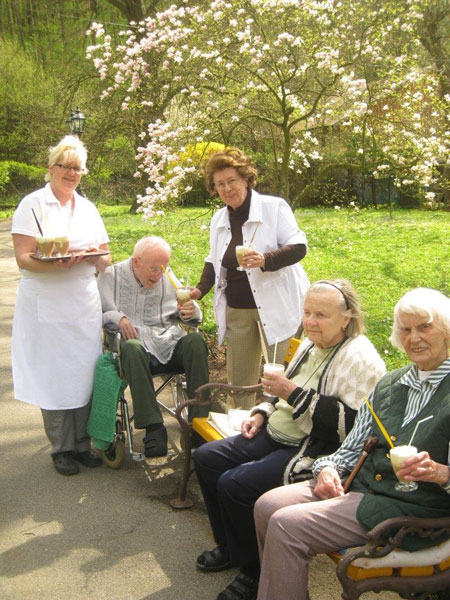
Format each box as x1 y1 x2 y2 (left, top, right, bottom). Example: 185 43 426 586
262 363 285 398
176 287 191 305
236 245 252 271
390 445 418 492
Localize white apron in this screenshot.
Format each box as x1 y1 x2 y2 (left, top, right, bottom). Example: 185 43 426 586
12 270 102 410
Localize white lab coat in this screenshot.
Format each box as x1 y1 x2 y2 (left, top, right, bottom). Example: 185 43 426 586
206 190 310 346
11 184 109 410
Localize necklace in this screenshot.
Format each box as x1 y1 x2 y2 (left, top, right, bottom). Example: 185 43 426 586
297 345 336 389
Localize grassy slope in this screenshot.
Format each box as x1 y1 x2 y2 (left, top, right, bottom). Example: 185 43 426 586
100 206 448 371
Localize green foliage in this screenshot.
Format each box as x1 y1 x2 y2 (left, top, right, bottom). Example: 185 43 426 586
0 40 61 164
167 141 225 206
99 205 449 370
0 160 46 201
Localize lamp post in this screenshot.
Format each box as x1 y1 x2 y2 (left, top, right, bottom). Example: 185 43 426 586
67 107 86 195
66 107 86 137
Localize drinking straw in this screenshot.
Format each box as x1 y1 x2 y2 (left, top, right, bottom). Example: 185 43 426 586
161 264 179 289
273 337 279 365
32 209 43 236
249 222 260 246
257 322 269 363
363 396 394 449
408 415 433 446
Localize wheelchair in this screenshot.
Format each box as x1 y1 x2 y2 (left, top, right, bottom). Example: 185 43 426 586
99 325 189 471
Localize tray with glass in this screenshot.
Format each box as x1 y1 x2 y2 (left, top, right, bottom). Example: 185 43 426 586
32 236 109 261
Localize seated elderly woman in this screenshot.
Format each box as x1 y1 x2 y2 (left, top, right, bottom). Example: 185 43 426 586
194 279 386 600
254 287 450 600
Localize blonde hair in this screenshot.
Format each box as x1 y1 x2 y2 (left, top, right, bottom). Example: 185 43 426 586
202 147 258 196
390 288 450 351
45 135 88 182
307 279 365 337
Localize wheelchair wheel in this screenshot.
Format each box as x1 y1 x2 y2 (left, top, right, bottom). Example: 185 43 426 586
101 437 126 469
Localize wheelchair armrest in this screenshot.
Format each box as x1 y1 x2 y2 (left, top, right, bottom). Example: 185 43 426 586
103 322 120 334
102 323 122 354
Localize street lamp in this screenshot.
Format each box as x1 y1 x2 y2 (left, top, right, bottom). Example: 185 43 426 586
66 107 86 196
67 107 86 137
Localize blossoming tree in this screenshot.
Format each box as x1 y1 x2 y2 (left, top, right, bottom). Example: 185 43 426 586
88 0 449 216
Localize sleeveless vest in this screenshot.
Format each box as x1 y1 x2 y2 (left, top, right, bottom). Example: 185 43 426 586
352 367 450 551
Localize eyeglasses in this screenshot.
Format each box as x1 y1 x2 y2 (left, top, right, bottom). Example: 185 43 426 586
139 259 166 274
55 164 83 174
214 178 242 191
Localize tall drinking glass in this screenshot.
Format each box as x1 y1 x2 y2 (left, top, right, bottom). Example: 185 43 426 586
236 245 252 271
54 236 70 256
176 287 191 305
390 445 418 492
36 236 55 258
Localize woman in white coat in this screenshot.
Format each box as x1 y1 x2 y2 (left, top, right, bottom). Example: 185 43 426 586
191 148 309 408
11 135 111 476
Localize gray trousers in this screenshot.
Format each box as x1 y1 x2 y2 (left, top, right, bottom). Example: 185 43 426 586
41 402 92 455
255 480 369 600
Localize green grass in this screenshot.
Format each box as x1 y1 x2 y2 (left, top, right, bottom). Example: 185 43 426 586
98 205 449 371
4 203 447 370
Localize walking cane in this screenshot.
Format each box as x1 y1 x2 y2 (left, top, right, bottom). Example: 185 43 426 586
343 435 378 493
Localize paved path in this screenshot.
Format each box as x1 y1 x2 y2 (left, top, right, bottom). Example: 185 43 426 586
0 219 394 600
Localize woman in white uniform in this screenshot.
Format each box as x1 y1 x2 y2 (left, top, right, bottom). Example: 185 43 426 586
11 135 111 476
191 147 309 408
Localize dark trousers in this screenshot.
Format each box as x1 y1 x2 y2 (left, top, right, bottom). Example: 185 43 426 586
194 428 298 576
120 332 210 428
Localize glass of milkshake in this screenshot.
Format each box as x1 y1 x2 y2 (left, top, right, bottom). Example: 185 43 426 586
236 245 252 271
36 236 55 258
176 287 191 305
390 445 418 492
263 363 285 398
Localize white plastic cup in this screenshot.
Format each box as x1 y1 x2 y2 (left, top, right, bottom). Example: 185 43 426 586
263 363 285 397
389 445 418 492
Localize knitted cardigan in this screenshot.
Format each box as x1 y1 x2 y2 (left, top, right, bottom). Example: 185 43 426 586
250 335 386 484
97 258 201 364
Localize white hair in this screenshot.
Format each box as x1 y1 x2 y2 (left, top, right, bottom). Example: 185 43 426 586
133 236 171 259
390 287 450 351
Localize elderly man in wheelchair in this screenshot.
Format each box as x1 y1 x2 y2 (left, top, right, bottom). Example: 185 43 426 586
97 235 210 459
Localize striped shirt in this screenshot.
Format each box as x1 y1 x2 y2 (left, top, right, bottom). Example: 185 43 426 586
313 358 450 481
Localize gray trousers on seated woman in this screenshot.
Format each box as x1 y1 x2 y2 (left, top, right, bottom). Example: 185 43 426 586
41 403 92 455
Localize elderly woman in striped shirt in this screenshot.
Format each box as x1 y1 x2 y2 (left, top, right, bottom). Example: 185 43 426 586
255 287 450 600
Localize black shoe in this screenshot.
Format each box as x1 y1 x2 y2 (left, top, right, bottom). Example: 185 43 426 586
144 425 168 458
197 546 232 573
217 572 259 600
52 451 80 476
73 449 102 468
